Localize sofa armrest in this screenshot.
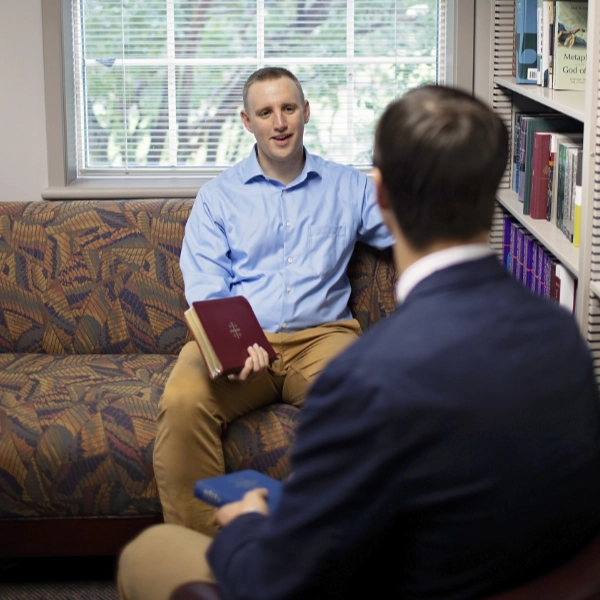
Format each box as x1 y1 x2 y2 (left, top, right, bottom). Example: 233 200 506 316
347 242 397 332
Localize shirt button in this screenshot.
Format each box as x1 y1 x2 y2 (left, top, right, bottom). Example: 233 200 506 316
282 323 288 329
286 287 291 293
286 221 291 227
287 257 292 263
283 190 287 194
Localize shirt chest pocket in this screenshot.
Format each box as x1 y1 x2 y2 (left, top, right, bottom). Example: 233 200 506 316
308 225 348 277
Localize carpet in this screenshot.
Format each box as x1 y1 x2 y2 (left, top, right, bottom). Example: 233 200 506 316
0 580 119 599
0 556 119 599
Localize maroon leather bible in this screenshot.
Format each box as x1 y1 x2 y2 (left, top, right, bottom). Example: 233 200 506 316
184 296 277 379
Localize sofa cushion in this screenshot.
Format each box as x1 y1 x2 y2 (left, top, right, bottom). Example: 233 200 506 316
0 199 191 355
223 404 301 479
0 353 173 518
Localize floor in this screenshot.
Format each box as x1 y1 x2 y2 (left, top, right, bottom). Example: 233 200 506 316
0 555 118 583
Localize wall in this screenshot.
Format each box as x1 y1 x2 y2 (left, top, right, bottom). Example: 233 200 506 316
0 0 48 202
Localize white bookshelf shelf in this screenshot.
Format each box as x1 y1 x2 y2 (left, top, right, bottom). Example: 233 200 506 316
496 188 579 276
494 76 586 122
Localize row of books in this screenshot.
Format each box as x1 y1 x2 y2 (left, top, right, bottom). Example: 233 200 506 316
511 110 583 245
515 0 588 91
503 214 576 312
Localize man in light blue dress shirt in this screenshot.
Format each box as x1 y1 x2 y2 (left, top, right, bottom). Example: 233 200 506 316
153 67 394 535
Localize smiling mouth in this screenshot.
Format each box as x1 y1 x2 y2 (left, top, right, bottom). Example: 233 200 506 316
272 134 293 143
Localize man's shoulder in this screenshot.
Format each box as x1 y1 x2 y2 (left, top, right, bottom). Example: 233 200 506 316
308 152 367 182
202 158 249 191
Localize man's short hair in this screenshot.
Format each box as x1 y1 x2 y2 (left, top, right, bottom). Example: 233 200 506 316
243 67 305 111
373 85 509 250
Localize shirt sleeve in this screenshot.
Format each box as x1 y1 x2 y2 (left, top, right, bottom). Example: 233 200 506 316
180 187 234 306
356 176 394 250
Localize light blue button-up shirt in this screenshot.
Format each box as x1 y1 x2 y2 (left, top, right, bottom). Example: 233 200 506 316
180 146 394 332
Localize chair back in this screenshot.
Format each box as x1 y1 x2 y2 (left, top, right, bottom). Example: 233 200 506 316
484 530 600 600
170 582 221 600
168 530 600 600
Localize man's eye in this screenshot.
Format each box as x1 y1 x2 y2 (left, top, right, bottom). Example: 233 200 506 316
260 111 270 117
284 106 295 113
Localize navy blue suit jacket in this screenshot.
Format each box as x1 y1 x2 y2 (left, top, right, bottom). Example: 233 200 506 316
208 256 600 600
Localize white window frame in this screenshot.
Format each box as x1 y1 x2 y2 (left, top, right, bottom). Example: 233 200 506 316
41 0 479 199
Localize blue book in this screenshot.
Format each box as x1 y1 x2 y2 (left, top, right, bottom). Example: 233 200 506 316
194 469 283 511
503 215 512 271
515 0 539 83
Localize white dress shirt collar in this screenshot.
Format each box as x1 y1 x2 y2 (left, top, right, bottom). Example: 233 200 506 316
396 243 493 304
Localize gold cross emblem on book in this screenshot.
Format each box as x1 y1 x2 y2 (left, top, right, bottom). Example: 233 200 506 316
229 322 242 339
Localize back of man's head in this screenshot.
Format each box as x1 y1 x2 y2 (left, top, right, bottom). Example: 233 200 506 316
243 67 305 111
373 85 508 250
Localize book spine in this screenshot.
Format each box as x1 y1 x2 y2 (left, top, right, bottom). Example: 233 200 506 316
525 235 534 289
548 1 555 88
531 241 540 294
517 228 525 282
573 148 583 248
503 215 513 270
511 222 519 278
534 244 542 295
515 0 540 83
564 146 574 241
556 264 576 312
513 111 523 193
540 248 548 297
557 142 568 235
546 133 557 221
530 132 552 219
518 117 529 204
536 1 544 85
552 262 561 303
540 1 553 87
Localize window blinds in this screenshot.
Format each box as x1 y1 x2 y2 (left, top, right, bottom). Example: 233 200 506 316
72 0 443 173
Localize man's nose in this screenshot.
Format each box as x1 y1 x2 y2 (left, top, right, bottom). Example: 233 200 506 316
273 111 287 129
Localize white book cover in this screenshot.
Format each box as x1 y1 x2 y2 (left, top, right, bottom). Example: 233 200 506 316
553 1 588 91
555 264 576 313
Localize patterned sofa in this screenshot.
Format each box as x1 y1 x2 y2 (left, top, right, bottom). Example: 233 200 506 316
0 198 397 557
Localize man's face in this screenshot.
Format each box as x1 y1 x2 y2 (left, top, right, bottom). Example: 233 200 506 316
241 76 310 178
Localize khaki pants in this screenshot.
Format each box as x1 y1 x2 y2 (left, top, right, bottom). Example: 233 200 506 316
153 319 360 534
118 524 215 600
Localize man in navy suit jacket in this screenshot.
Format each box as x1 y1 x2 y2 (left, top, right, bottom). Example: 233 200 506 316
118 85 600 600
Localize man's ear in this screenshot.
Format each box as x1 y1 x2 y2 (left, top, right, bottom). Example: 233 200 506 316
241 110 253 133
303 100 311 124
371 167 391 212
372 167 399 238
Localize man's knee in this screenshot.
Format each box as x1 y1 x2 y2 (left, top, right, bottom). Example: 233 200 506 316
118 524 216 600
119 524 165 571
159 347 214 422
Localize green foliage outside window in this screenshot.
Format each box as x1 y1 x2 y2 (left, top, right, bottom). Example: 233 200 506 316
75 0 439 171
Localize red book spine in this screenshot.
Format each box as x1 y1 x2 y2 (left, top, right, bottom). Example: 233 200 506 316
530 132 552 219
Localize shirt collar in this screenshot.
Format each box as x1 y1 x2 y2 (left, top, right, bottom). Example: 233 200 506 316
396 243 494 304
241 144 322 186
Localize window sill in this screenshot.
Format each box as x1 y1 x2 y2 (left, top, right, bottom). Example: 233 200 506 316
41 166 374 200
42 176 212 200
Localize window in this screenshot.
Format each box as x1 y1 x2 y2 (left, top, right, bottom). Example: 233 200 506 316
71 0 444 176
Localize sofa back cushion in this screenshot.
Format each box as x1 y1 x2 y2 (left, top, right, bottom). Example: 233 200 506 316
0 199 396 355
0 199 191 354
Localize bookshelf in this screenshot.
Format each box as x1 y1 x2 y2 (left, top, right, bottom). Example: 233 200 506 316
494 76 586 120
486 0 600 376
496 188 579 274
